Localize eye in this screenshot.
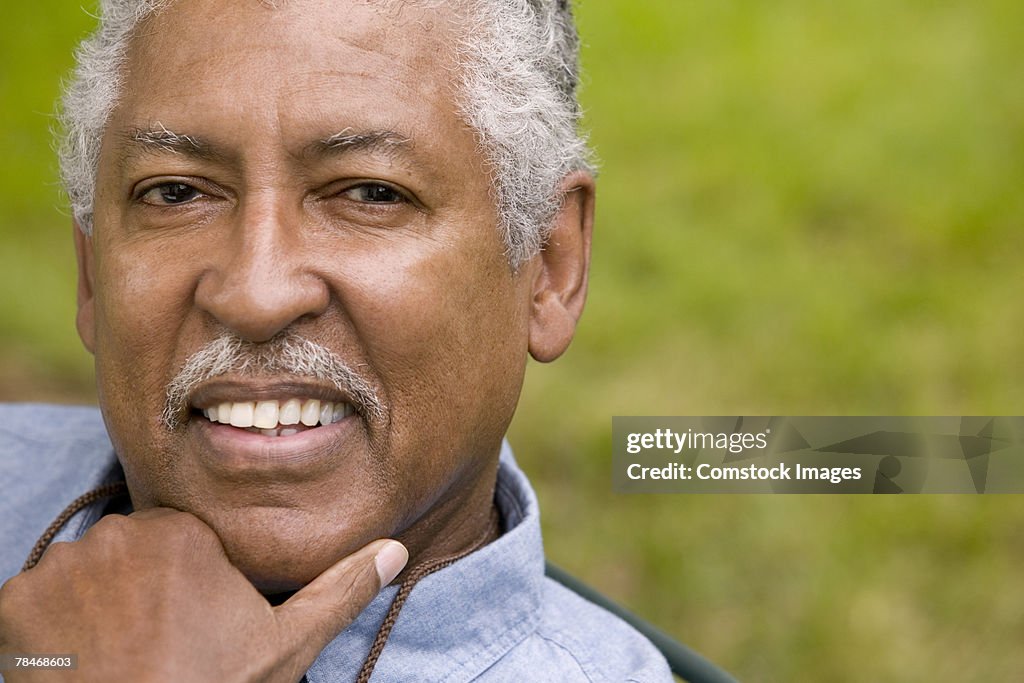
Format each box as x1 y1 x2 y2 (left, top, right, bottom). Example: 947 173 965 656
343 183 404 204
139 182 203 206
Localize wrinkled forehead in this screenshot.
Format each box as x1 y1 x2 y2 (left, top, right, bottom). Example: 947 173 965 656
101 0 474 159
126 0 464 68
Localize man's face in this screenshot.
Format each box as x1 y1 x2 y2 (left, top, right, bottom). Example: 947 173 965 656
76 0 543 590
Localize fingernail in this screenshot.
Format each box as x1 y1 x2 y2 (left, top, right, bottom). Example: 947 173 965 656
374 540 408 586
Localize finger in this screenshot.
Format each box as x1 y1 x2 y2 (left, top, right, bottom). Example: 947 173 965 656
126 507 192 521
275 539 408 659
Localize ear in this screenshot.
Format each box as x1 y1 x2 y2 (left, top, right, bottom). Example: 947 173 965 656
73 220 97 354
528 171 595 363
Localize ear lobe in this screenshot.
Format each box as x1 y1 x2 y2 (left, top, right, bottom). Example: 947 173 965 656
528 171 595 363
73 221 97 354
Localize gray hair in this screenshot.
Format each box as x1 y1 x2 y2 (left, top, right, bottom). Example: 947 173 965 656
59 0 593 266
162 331 386 430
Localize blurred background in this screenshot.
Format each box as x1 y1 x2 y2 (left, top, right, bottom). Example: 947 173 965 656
2 1 1022 680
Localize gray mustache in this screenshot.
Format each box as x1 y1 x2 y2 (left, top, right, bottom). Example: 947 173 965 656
163 332 385 430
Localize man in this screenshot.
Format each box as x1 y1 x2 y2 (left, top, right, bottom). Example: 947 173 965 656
0 0 671 680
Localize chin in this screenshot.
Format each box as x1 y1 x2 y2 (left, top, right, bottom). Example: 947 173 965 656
224 536 335 593
203 509 364 593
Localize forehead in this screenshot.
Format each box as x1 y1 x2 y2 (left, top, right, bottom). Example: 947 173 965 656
107 0 467 160
131 0 459 60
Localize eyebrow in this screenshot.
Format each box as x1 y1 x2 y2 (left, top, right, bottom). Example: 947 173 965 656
117 123 229 165
115 124 419 169
116 124 423 179
306 127 413 160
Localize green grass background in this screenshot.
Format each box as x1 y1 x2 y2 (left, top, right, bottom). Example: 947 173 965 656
2 1 1023 680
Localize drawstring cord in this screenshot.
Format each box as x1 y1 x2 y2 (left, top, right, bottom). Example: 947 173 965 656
355 504 501 683
22 481 129 572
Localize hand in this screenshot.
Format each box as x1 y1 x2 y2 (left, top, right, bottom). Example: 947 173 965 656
0 508 408 682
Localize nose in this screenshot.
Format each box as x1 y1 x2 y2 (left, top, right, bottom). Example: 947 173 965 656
194 196 329 342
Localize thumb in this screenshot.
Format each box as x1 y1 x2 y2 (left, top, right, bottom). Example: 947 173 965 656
274 539 408 662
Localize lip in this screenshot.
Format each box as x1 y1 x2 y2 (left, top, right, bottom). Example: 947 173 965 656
182 378 364 477
188 413 360 478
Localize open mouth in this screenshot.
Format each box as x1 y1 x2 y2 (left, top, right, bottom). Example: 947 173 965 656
193 398 354 438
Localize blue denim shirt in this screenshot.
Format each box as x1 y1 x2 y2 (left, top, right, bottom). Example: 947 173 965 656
0 404 671 681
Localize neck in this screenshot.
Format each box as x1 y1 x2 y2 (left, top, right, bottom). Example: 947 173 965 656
390 459 503 584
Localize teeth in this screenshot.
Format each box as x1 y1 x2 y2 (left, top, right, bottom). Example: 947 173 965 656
229 401 256 428
254 400 279 429
300 399 321 427
202 397 352 431
320 401 334 426
280 398 301 425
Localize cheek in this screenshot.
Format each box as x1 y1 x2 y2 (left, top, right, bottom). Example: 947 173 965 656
94 241 189 356
90 237 198 446
337 230 529 442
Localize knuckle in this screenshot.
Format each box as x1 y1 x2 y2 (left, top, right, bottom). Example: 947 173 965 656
79 513 137 553
40 539 73 560
32 539 75 570
157 510 224 552
172 510 217 537
83 508 223 559
0 573 24 604
0 573 33 622
84 511 132 539
127 508 216 541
